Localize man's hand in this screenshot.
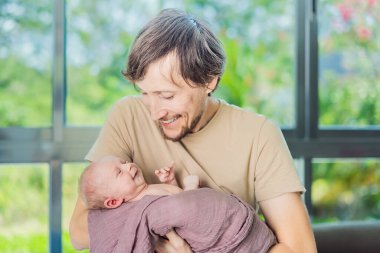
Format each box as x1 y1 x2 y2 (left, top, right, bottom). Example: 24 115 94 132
155 230 193 253
182 175 200 190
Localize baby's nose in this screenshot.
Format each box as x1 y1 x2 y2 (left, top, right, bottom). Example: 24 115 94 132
120 163 130 172
125 163 132 171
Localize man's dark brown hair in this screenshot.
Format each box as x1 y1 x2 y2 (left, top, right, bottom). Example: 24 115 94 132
123 8 225 88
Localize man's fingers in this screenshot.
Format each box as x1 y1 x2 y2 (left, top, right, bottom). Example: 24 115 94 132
165 230 186 248
155 237 175 253
155 231 192 253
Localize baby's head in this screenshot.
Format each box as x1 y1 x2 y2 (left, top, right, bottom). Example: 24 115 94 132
79 156 147 209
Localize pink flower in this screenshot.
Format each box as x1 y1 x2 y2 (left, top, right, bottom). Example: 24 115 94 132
356 26 372 40
368 0 377 7
337 4 353 22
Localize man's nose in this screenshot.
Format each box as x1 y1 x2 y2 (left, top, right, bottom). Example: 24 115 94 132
147 97 167 120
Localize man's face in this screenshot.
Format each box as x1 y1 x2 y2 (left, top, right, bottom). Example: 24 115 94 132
135 53 212 141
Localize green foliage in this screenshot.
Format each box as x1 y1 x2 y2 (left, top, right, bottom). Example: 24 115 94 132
0 231 89 253
319 0 380 126
0 165 48 226
0 163 87 252
66 64 138 126
312 159 380 223
0 233 47 253
0 56 51 126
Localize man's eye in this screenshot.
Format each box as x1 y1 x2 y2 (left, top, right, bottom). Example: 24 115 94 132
162 95 174 100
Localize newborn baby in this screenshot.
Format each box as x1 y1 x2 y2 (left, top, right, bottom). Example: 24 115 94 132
79 156 276 253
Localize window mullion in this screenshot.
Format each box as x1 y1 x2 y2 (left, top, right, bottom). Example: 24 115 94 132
305 0 319 139
49 160 63 253
53 0 67 142
295 0 306 139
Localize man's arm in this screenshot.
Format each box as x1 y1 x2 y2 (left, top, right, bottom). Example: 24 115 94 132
69 196 89 250
155 230 193 253
259 192 317 253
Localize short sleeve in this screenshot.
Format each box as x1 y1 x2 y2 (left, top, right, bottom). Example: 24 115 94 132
85 100 133 162
254 119 305 202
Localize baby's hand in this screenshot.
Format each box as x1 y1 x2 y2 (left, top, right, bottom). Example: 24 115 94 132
155 162 176 184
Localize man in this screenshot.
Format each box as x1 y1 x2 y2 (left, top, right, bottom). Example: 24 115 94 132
70 8 317 253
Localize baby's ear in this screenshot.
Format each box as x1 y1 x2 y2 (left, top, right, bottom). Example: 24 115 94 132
104 198 123 209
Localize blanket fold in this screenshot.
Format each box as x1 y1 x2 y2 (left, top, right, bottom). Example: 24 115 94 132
88 188 276 253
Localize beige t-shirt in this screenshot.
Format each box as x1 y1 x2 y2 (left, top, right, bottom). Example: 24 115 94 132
85 96 305 206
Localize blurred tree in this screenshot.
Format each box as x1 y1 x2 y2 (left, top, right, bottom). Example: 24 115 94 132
319 0 380 126
312 159 380 222
0 0 52 127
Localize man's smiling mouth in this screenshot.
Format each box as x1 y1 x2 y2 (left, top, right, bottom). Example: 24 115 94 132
160 116 179 125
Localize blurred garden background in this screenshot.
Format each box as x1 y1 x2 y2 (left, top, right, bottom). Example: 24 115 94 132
0 0 379 252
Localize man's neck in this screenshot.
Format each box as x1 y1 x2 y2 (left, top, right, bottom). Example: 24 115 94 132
192 97 220 133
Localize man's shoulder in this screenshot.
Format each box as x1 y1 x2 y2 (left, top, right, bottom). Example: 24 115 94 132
110 95 148 117
219 100 268 125
114 95 143 108
215 100 283 140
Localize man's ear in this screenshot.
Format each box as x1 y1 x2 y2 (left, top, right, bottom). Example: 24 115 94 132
206 77 218 95
104 198 123 209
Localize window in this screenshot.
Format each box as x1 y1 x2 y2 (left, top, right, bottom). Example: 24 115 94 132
0 0 52 127
66 0 140 125
318 0 380 127
312 158 380 222
0 164 49 252
66 0 296 126
0 0 379 252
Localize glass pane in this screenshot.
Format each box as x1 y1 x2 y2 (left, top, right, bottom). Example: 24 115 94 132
319 0 380 127
67 0 295 127
312 158 380 223
0 164 49 252
294 158 305 187
208 1 296 127
62 163 89 253
0 1 52 127
66 0 141 126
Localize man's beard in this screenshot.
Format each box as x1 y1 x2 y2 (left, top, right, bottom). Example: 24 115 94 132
158 112 203 142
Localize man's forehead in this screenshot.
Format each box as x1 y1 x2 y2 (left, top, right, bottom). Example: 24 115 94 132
135 53 187 91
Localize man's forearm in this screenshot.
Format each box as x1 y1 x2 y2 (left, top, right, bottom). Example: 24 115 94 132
268 243 295 253
69 221 89 250
69 197 90 250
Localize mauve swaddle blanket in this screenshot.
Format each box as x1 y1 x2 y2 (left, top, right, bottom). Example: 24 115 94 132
88 188 276 253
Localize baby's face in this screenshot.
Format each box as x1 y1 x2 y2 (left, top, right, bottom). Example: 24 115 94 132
94 156 147 201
